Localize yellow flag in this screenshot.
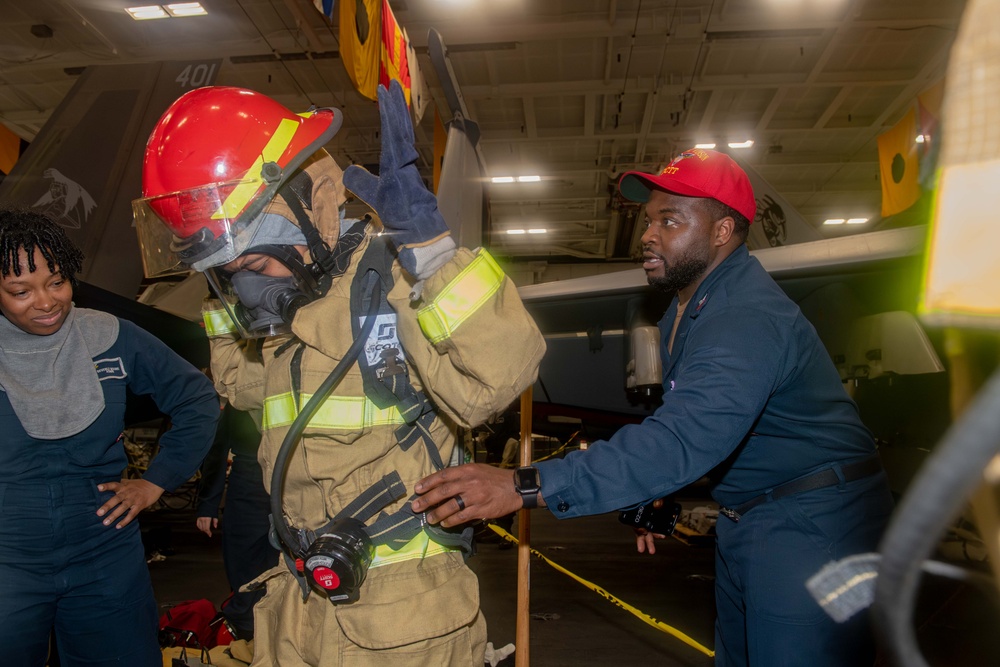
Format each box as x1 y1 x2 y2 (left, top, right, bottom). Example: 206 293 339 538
339 0 381 101
877 108 921 217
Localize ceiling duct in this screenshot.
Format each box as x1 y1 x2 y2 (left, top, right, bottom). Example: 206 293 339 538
705 28 823 41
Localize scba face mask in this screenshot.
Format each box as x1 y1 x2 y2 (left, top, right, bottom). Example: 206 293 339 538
230 272 309 336
205 244 322 338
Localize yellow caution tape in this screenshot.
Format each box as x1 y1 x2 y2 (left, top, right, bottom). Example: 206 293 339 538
531 430 580 463
487 524 715 658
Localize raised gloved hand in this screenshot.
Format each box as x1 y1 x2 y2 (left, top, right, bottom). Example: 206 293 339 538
343 80 454 280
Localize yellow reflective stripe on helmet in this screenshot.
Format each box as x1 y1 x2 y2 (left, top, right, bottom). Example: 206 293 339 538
370 531 458 569
262 392 405 431
417 250 506 344
203 308 237 336
212 117 300 220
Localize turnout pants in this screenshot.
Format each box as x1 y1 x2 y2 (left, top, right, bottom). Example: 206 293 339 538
250 550 486 666
713 471 894 667
0 480 160 667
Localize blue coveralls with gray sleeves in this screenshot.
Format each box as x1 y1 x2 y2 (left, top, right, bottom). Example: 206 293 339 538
0 319 219 667
536 244 894 667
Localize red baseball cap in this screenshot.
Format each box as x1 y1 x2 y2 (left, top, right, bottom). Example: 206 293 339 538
618 148 757 223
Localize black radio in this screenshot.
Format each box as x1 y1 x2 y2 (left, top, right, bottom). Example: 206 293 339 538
618 498 682 536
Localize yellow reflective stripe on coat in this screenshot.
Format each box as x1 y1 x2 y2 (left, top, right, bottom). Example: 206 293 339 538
417 250 505 344
262 392 405 430
370 531 458 569
212 117 300 220
203 308 238 336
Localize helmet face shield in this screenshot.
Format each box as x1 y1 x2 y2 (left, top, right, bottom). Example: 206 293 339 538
133 180 259 278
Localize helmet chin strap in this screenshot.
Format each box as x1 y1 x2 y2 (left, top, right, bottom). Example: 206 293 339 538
279 170 346 295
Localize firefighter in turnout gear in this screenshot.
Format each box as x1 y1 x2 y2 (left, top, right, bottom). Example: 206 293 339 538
134 81 545 665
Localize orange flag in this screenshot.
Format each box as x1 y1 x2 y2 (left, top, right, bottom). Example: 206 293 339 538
379 0 411 104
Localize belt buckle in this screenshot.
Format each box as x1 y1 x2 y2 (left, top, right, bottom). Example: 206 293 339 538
719 507 741 522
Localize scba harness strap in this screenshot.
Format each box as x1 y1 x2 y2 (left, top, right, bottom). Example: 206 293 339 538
276 234 471 602
350 235 448 472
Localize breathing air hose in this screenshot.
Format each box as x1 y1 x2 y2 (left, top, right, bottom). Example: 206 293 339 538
872 364 1000 667
269 280 383 558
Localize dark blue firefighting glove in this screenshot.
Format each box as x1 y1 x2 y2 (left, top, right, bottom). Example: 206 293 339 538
343 80 455 280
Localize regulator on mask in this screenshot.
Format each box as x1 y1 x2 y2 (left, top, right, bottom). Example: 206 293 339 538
205 244 323 338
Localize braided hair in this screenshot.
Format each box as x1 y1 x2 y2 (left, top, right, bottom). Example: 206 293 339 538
0 206 84 285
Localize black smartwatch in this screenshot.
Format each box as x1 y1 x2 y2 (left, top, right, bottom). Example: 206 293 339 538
514 466 540 509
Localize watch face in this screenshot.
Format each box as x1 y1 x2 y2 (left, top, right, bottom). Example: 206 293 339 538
515 467 540 494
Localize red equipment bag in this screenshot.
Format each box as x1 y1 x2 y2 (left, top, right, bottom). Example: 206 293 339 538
159 598 220 649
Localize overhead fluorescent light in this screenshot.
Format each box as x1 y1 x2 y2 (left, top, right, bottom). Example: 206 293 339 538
506 229 526 235
824 217 869 226
727 140 754 149
126 5 168 19
527 228 547 234
694 143 716 149
493 175 542 183
166 3 207 16
126 3 206 20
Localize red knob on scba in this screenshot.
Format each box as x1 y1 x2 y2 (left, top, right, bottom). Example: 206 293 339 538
311 566 341 590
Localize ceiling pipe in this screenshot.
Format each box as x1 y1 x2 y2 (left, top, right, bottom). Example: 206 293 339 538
281 0 328 54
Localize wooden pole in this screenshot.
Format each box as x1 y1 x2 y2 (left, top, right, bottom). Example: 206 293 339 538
515 387 533 666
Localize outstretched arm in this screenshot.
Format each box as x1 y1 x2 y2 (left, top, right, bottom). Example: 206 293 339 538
412 463 542 528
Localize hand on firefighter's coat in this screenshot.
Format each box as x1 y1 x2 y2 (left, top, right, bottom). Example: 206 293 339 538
413 463 524 528
342 80 449 251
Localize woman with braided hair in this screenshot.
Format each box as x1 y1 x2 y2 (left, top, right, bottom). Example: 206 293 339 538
0 206 220 666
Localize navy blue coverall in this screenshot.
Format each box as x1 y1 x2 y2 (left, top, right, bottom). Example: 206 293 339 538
0 318 219 667
195 404 277 640
536 245 894 667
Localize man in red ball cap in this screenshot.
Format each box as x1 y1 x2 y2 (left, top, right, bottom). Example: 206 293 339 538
414 148 894 666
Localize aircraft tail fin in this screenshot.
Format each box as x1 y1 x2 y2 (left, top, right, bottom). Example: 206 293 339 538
0 60 221 298
731 154 822 250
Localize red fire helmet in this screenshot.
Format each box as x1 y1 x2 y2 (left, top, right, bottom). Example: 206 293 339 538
139 86 342 263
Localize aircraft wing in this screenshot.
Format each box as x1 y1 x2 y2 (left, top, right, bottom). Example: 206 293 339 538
426 28 487 251
518 226 933 426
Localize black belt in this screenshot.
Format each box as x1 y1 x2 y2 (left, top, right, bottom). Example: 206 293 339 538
719 455 883 522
